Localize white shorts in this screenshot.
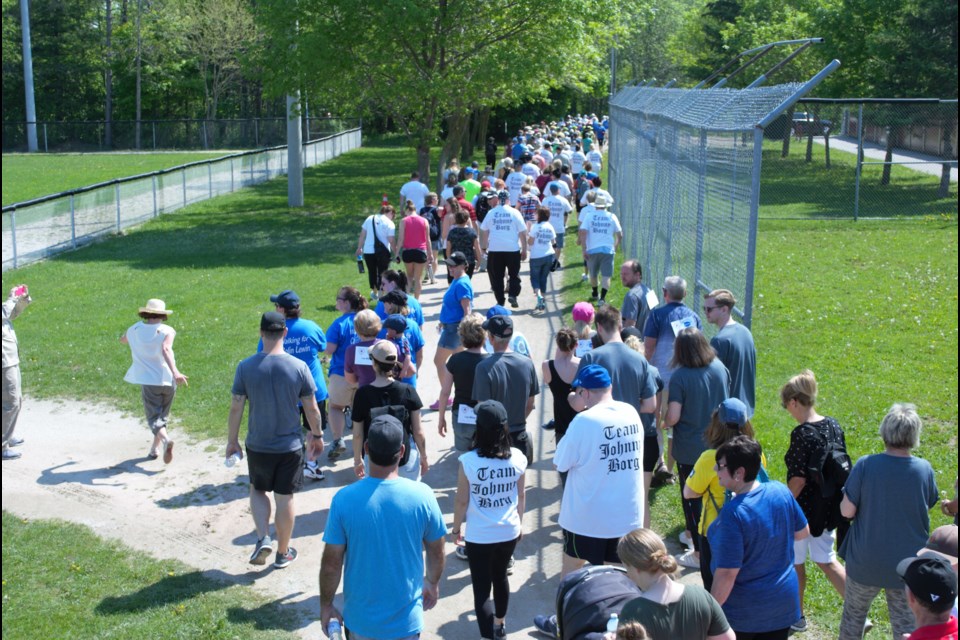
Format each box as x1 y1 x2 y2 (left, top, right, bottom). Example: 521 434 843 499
794 528 837 564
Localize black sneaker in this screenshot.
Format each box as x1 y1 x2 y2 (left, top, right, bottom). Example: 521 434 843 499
495 622 507 639
274 547 298 568
508 296 518 308
249 536 273 565
328 438 346 460
533 614 558 637
507 556 515 576
790 615 807 632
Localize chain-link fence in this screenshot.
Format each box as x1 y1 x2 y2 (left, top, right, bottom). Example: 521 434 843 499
761 99 957 219
609 62 837 328
1 117 359 153
2 128 361 271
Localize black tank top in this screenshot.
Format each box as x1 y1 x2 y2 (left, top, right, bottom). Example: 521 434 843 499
547 360 577 438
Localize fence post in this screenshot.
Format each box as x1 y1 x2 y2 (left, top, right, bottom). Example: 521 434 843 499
43 123 48 152
254 119 259 147
10 210 17 269
70 194 77 249
854 104 863 222
230 158 235 192
152 175 158 217
152 122 157 150
182 168 187 208
693 129 708 301
743 127 764 329
115 183 122 232
208 164 213 198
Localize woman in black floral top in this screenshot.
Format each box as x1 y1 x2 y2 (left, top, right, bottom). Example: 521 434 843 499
780 369 848 632
444 204 480 282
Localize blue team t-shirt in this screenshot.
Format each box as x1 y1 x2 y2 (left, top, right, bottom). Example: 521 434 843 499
325 312 358 377
323 477 447 639
374 297 424 327
258 317 328 402
643 301 702 372
439 276 473 324
709 481 807 633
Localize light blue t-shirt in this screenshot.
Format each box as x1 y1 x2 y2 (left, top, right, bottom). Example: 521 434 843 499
258 318 328 402
643 302 702 378
839 453 938 588
709 481 807 633
323 477 447 639
668 359 730 465
325 312 358 377
440 276 473 324
375 297 424 327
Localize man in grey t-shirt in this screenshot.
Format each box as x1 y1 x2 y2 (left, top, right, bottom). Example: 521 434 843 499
472 314 538 465
227 312 322 569
704 289 756 417
620 259 658 332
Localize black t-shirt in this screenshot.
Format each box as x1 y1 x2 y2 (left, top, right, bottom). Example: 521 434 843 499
784 416 846 517
351 380 423 445
445 351 489 408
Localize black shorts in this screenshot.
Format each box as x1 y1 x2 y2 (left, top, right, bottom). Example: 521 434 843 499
246 448 304 495
644 434 659 472
300 400 329 433
562 529 621 565
402 248 428 264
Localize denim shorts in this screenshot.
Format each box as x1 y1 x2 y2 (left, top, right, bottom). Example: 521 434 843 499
438 322 461 350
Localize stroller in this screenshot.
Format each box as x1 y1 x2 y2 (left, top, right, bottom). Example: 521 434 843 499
555 565 641 640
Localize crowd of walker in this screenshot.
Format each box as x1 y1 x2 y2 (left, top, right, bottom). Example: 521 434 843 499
2 115 958 640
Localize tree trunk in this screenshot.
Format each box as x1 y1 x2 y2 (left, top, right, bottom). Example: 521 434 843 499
881 126 895 186
104 0 113 149
805 131 813 162
824 132 831 169
440 112 469 184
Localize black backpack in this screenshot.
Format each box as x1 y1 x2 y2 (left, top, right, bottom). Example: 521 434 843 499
801 420 852 535
369 402 412 467
421 206 441 242
556 565 640 640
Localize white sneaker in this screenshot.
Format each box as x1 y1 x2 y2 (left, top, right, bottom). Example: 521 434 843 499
679 531 693 548
676 549 700 569
304 464 325 480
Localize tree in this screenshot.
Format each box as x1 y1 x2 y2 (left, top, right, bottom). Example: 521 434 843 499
257 0 618 184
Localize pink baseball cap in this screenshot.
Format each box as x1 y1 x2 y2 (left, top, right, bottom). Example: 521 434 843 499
572 302 595 323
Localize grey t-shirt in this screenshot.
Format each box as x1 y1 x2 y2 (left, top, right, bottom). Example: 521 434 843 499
578 342 658 436
839 453 938 588
472 351 539 432
232 352 317 453
711 322 756 417
621 282 656 333
668 359 730 465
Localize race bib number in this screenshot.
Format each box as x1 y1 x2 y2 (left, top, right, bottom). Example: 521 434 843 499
354 346 372 365
458 404 477 425
670 316 697 336
644 289 659 311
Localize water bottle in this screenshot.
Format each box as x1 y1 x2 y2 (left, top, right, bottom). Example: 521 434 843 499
606 613 619 633
224 452 242 468
357 255 365 273
327 619 343 640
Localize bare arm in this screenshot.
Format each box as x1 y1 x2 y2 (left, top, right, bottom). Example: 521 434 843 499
324 342 338 357
711 567 740 606
411 410 429 476
161 332 188 386
302 395 323 437
787 476 806 498
319 543 345 632
840 494 857 519
422 536 445 610
644 337 656 361
795 524 810 540
683 483 704 500
707 629 737 640
344 369 358 386
480 228 489 250
226 394 246 458
437 368 454 437
460 296 471 317
524 395 535 419
639 395 656 414
517 472 526 530
356 227 366 255
664 401 682 429
451 465 469 538
352 420 365 479
541 360 552 386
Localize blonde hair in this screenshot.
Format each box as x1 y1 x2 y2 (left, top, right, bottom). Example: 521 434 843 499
780 369 817 408
353 309 382 339
617 528 678 575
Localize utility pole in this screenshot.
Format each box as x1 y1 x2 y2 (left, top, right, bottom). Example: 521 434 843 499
20 0 38 152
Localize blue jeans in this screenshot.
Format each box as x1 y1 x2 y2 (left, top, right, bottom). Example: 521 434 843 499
529 255 553 293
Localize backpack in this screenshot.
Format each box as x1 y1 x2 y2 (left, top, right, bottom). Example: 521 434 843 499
555 565 640 640
800 420 852 535
422 206 441 241
369 401 412 467
575 175 592 204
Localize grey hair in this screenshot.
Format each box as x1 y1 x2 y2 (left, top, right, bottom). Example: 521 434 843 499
879 402 922 449
663 275 687 299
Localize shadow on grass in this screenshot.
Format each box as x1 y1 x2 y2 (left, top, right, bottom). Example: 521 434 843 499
226 595 319 633
95 569 241 614
38 459 161 487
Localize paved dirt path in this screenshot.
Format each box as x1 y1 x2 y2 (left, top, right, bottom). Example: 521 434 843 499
2 267 700 639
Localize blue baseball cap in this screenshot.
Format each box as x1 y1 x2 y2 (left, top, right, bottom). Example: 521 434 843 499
486 305 512 319
570 364 612 390
717 398 748 427
270 289 300 309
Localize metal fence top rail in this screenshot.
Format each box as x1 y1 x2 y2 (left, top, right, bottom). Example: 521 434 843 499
1 128 361 213
799 98 958 105
5 116 360 126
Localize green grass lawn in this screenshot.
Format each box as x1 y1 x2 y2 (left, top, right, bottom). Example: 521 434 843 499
2 152 230 206
2 143 957 639
0 512 300 639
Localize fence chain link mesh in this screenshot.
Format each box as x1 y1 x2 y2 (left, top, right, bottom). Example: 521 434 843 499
2 128 361 271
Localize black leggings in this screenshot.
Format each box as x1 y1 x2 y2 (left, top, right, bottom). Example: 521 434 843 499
677 463 702 553
466 537 519 639
363 252 391 291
